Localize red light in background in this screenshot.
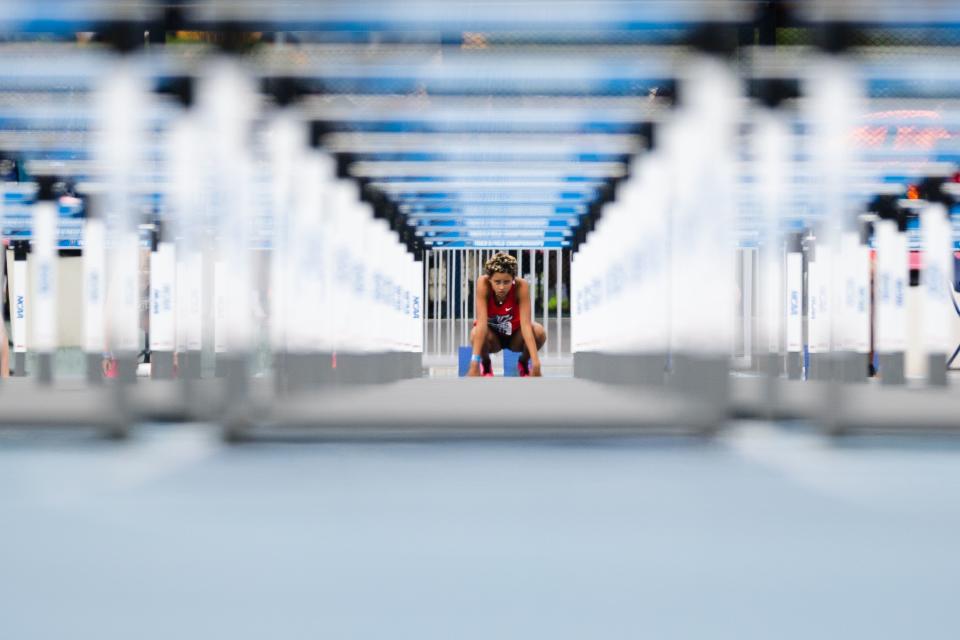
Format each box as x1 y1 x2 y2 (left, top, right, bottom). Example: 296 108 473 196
906 184 920 200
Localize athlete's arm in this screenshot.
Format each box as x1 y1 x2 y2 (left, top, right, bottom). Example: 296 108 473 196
467 275 490 377
516 278 541 376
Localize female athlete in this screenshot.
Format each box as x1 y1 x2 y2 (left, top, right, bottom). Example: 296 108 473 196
467 252 546 377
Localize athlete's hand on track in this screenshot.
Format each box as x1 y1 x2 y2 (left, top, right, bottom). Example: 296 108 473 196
530 360 542 377
467 361 481 377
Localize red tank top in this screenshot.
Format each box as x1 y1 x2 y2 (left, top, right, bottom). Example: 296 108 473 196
487 284 521 336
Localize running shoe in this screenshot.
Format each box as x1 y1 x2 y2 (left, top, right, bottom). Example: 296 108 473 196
517 359 530 377
481 358 494 377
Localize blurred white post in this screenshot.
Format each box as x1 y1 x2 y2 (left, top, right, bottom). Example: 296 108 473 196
921 201 953 385
31 183 58 385
148 232 176 379
805 57 864 381
198 59 258 395
264 109 303 393
213 259 227 358
82 206 106 384
164 97 203 382
93 61 148 383
11 245 27 376
299 154 331 388
852 221 872 377
571 249 579 368
165 98 203 382
840 223 871 382
414 253 423 368
741 249 754 367
785 234 804 378
667 57 739 410
807 239 831 380
875 218 908 384
332 180 369 381
618 155 669 385
755 110 790 378
183 248 203 377
427 249 433 356
174 244 189 375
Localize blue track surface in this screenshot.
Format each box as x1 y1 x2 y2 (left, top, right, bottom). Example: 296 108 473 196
2 422 960 639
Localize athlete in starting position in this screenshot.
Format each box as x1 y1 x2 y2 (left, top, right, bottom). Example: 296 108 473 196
467 252 546 377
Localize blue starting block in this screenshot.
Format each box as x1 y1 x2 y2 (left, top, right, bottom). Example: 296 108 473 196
457 346 472 377
458 346 523 377
502 348 521 377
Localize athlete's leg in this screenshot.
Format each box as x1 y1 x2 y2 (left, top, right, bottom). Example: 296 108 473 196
470 325 504 355
507 322 547 361
468 325 502 376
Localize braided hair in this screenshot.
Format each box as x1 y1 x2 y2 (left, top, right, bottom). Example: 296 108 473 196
484 252 518 278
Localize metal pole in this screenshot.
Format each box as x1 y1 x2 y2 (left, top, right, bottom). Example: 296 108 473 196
427 249 432 356
425 250 429 356
442 250 447 353
428 250 432 356
543 249 549 350
441 250 445 355
446 249 452 356
440 249 445 355
433 250 439 356
437 249 447 355
556 249 563 357
457 249 465 346
528 248 535 320
439 249 444 355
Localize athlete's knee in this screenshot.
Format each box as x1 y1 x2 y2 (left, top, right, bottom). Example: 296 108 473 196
534 322 547 346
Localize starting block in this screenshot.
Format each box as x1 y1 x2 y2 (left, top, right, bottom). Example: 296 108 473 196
502 349 521 377
458 346 522 377
457 346 472 377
